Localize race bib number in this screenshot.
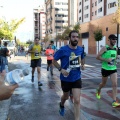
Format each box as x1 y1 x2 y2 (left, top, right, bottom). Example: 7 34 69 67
34 52 39 58
108 59 116 66
69 56 80 69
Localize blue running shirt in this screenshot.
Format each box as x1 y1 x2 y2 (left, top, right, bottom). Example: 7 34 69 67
54 45 84 82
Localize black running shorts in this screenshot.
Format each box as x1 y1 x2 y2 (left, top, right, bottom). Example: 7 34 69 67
101 68 117 77
47 60 52 65
61 79 82 92
30 58 41 68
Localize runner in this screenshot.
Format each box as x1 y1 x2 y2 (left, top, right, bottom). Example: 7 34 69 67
45 44 54 75
50 40 57 51
53 30 85 120
96 34 120 107
28 37 42 86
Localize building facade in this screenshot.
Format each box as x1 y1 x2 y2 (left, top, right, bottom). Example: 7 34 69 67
33 5 46 40
45 0 68 43
45 0 78 48
68 0 78 26
78 0 119 54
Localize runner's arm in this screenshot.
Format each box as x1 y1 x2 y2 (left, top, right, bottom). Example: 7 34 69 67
96 47 110 62
52 59 61 71
28 44 35 53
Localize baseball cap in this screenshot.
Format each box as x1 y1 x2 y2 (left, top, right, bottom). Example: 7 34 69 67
108 34 117 40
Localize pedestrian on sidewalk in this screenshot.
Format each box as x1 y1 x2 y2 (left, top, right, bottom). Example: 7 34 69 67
45 44 54 75
3 42 10 73
0 40 9 80
96 34 120 107
53 30 85 120
28 37 42 86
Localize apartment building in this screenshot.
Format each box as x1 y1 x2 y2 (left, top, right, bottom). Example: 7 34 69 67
78 0 117 23
78 0 119 54
33 5 46 40
45 0 68 39
68 0 78 26
45 0 78 47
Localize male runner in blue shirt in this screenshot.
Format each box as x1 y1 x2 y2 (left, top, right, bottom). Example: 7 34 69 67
53 30 85 120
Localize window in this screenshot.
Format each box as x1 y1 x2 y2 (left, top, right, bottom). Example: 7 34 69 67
55 8 59 11
95 1 97 6
95 10 97 15
79 9 81 13
55 26 62 29
79 2 81 5
62 8 68 11
92 12 94 16
98 7 102 13
98 0 102 3
81 32 89 38
84 14 89 18
62 2 68 5
55 2 61 5
92 3 94 7
79 17 81 20
84 5 89 10
85 0 88 2
108 2 116 9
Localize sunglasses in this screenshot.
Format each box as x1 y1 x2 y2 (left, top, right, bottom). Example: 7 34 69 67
110 39 117 40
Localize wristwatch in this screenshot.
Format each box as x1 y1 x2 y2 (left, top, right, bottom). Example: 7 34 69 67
58 67 62 71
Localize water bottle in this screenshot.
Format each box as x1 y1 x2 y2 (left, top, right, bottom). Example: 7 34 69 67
5 68 29 85
64 68 71 77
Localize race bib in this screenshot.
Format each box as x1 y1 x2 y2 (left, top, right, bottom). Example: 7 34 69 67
34 52 39 58
69 56 80 69
108 59 116 66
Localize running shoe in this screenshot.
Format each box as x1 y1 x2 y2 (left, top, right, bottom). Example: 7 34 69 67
50 70 53 76
31 76 34 83
47 66 49 71
112 101 120 107
59 102 65 116
38 81 43 86
96 89 101 99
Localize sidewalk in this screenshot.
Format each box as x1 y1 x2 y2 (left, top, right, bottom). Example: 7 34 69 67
86 54 96 58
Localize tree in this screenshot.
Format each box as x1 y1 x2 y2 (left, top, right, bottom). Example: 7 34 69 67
26 40 33 45
0 18 25 40
43 35 49 42
61 23 81 40
93 27 103 53
16 39 21 45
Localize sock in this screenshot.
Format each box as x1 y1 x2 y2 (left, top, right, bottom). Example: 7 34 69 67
60 102 64 108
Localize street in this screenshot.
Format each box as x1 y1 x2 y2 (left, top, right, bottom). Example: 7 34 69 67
0 54 120 120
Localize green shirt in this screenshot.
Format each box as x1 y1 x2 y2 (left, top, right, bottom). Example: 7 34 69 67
102 45 117 70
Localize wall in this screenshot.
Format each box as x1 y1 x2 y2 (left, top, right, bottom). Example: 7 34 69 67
80 13 120 54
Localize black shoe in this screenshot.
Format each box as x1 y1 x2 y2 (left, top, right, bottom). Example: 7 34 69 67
38 81 43 86
47 67 49 71
51 71 53 76
31 76 34 82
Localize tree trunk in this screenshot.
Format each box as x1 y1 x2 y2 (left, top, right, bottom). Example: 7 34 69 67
98 41 99 53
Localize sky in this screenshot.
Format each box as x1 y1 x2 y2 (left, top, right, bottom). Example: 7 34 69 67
0 0 45 42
